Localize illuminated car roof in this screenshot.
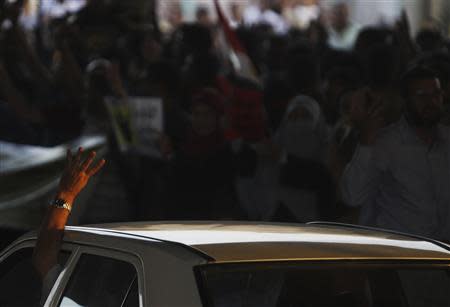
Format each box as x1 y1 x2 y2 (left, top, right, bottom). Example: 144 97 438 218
65 221 450 263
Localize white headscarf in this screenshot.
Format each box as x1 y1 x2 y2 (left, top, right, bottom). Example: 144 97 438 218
276 95 327 161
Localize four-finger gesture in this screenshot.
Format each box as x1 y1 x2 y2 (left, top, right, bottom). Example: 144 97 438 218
57 148 106 203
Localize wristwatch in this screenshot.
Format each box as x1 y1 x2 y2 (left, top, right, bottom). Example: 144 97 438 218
51 198 72 212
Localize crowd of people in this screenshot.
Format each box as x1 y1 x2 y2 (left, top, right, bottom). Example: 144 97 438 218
1 0 450 242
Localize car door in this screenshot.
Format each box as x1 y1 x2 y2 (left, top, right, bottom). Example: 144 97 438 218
46 245 144 307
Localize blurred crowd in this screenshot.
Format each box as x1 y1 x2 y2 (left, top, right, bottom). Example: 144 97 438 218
1 0 450 239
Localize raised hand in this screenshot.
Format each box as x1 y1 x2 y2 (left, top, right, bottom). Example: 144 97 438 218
361 103 385 145
394 10 416 61
106 62 127 98
33 149 105 279
349 87 385 145
57 148 106 203
395 10 411 41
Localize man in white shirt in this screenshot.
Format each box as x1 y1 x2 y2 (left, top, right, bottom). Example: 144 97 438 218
247 0 289 34
327 2 360 50
341 66 450 241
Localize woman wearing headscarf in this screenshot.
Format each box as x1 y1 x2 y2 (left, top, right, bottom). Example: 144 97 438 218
276 95 327 161
271 95 336 222
166 88 243 220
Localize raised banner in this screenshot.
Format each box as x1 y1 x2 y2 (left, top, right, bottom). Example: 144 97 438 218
105 96 164 158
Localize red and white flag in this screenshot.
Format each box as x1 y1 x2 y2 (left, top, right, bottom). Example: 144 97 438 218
213 0 260 84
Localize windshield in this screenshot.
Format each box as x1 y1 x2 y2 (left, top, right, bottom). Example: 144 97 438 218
197 261 450 307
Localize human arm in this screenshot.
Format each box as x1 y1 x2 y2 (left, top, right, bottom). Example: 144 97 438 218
340 89 386 207
106 62 128 99
340 144 380 207
394 11 417 70
32 148 105 279
0 60 44 124
10 25 53 87
54 40 85 101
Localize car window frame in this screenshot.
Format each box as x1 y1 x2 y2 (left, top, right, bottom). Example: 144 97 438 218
0 238 78 273
45 244 144 307
0 238 78 306
0 238 35 263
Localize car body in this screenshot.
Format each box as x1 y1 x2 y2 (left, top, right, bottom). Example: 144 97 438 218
1 221 450 306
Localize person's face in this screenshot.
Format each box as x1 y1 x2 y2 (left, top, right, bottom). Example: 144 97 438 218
5 0 23 22
325 79 346 109
168 4 182 26
260 0 270 10
407 78 444 127
231 3 242 22
287 106 312 122
87 68 110 95
308 24 322 45
347 89 367 125
192 102 218 136
331 4 349 32
197 11 211 26
140 37 161 63
231 97 265 137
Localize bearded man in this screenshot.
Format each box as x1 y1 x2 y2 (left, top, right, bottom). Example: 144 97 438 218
341 66 450 241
